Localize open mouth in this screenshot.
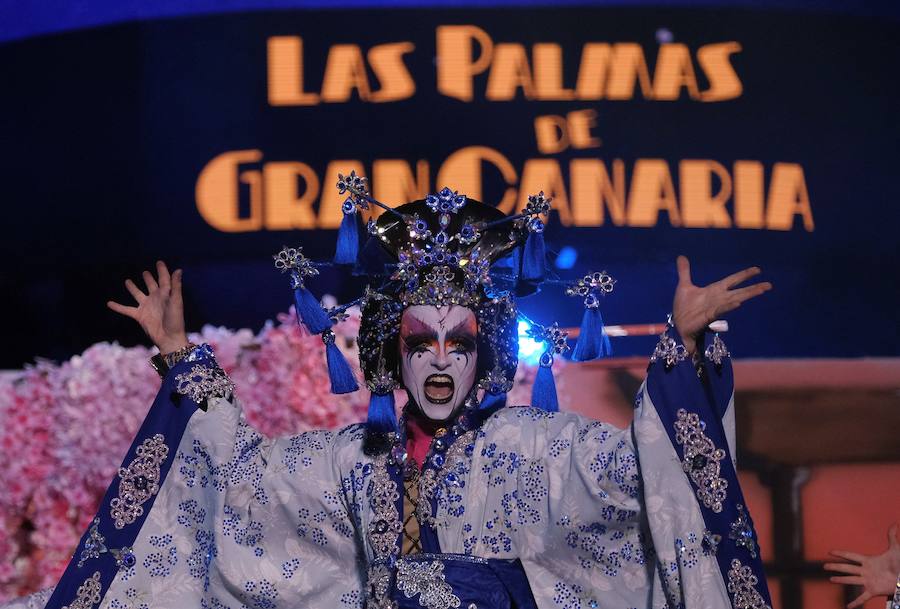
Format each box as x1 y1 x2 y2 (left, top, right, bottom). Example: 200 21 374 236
423 374 455 404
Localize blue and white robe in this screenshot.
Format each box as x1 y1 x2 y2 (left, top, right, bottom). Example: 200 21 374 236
6 332 771 609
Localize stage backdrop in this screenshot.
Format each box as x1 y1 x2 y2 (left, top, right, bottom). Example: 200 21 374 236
2 3 898 367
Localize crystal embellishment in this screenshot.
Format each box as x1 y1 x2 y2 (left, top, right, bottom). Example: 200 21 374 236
77 519 107 568
174 364 234 405
650 328 688 368
367 454 402 560
705 333 730 366
673 409 728 513
726 559 771 609
396 560 461 609
61 571 102 609
273 245 319 289
110 434 169 529
566 271 616 308
729 504 758 558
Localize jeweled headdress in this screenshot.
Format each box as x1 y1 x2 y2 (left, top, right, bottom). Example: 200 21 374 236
274 171 615 433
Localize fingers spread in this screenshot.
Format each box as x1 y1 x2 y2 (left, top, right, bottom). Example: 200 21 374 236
157 260 171 289
829 575 862 585
107 300 138 319
171 269 184 306
847 590 871 609
143 270 159 292
730 282 772 304
676 255 692 285
823 562 862 575
721 266 761 289
124 279 146 303
829 550 864 563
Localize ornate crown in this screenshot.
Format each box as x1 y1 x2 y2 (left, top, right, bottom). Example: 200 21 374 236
273 171 616 432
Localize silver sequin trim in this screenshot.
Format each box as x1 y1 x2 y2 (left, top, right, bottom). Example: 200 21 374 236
650 329 688 368
365 564 396 609
417 430 475 528
412 553 487 565
705 334 730 366
61 571 102 609
726 559 771 609
368 454 402 560
109 434 169 529
174 364 234 405
396 560 461 609
673 409 728 513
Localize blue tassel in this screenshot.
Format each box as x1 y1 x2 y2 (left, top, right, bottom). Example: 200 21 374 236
479 391 507 410
521 232 546 282
294 286 332 334
366 390 397 434
531 361 559 412
325 337 358 394
334 211 360 265
571 308 612 362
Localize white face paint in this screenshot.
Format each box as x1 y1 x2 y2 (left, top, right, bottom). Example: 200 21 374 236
398 305 478 422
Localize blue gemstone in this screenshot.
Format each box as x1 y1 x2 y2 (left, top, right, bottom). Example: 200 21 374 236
431 454 445 468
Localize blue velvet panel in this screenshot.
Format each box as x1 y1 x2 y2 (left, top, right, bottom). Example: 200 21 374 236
43 350 214 609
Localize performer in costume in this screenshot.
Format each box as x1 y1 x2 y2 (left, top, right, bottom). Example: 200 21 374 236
5 177 774 609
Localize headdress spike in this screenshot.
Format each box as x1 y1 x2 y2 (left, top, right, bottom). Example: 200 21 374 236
569 271 616 361
273 246 332 334
520 192 551 282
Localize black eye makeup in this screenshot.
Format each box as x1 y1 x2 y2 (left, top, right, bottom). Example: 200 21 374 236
447 334 476 353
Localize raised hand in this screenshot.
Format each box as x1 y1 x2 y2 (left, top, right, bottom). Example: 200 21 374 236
825 524 900 608
672 255 772 354
107 261 189 354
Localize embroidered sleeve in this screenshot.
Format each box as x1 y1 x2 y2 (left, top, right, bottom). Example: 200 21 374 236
644 324 772 608
171 343 234 407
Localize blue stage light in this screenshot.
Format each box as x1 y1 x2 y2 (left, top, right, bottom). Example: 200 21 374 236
517 319 543 365
554 246 577 269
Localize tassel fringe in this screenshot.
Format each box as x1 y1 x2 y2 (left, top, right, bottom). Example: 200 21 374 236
521 232 546 282
531 360 559 412
366 390 398 434
334 211 360 265
571 308 612 361
324 334 359 394
294 287 332 335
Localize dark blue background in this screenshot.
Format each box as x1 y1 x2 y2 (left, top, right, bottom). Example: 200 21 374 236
2 3 898 367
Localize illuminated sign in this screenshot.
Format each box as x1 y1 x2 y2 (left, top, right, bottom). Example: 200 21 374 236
196 27 813 233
